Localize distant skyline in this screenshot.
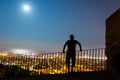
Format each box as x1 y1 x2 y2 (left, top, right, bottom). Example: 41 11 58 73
0 0 120 52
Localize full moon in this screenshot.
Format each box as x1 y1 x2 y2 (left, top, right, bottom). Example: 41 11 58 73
22 4 31 12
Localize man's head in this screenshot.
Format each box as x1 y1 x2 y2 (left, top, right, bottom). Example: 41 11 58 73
70 34 74 40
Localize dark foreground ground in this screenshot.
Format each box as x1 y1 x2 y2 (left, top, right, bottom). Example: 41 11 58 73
1 71 120 80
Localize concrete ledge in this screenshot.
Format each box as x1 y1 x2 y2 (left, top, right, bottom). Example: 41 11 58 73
2 71 120 80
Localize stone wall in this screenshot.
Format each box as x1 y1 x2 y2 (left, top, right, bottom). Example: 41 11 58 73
105 8 120 70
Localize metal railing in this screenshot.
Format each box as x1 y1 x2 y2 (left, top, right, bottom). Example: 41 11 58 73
0 48 107 75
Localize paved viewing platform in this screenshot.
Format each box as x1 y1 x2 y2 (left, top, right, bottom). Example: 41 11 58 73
2 71 120 80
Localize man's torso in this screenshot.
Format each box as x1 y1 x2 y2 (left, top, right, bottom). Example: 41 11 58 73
66 40 78 56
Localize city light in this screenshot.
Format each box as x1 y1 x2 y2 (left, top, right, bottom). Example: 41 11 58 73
0 51 8 56
0 48 107 74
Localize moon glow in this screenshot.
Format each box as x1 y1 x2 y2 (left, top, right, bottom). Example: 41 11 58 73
22 4 31 12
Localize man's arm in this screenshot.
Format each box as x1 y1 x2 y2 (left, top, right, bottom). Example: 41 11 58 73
77 41 82 51
63 41 68 53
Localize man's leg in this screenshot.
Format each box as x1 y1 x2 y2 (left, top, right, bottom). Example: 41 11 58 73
71 56 75 72
68 63 70 73
66 55 70 73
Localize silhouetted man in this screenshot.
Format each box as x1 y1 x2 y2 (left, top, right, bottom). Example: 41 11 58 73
63 34 82 73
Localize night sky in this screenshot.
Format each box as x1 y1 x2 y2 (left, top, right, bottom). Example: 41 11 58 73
0 0 120 52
